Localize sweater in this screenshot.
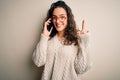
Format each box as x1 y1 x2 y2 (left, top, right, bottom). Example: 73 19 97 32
32 32 91 80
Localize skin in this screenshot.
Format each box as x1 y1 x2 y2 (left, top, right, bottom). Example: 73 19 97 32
52 7 68 40
43 7 88 40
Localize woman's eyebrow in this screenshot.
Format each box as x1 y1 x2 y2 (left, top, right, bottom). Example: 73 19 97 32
52 14 66 16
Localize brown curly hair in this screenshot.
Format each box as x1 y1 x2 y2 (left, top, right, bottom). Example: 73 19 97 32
44 0 80 54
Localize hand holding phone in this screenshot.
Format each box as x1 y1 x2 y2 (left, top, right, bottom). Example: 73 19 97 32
47 22 53 31
43 18 53 37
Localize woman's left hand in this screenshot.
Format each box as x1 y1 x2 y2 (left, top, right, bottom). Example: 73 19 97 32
77 20 89 34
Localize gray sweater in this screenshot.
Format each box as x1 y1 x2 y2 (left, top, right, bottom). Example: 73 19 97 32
32 32 91 80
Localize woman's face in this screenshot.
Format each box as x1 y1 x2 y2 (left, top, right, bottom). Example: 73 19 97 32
52 7 68 33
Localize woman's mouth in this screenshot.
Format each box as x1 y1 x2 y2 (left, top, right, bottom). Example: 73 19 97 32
56 24 63 28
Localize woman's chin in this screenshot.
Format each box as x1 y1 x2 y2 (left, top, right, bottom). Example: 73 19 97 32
55 26 66 32
56 28 63 32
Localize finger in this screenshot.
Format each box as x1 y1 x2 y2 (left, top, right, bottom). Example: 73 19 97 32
44 18 52 27
82 20 85 30
44 22 48 28
47 18 52 22
77 30 81 35
47 19 51 24
49 27 53 33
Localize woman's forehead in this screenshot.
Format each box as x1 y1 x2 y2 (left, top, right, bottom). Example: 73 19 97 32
52 7 67 16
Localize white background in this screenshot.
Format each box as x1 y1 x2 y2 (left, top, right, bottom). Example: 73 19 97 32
0 0 120 80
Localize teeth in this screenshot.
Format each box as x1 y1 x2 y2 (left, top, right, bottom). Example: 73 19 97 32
57 24 61 27
58 25 60 26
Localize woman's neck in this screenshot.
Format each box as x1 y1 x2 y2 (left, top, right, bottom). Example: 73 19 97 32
57 31 64 41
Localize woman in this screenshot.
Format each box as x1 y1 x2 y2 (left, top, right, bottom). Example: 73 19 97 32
33 1 91 80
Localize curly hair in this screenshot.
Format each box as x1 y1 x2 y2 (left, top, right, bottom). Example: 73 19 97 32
44 0 80 54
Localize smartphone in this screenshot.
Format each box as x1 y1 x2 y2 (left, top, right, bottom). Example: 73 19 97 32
47 22 53 31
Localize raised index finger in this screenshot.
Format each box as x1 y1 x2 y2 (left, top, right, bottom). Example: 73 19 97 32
82 20 85 30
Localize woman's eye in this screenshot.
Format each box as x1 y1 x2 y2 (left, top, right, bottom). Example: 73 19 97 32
60 16 66 20
52 17 56 20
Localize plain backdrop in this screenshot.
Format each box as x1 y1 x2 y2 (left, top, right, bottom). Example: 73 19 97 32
0 0 120 80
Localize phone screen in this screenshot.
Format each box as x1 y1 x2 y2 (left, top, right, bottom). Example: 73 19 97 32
47 22 53 31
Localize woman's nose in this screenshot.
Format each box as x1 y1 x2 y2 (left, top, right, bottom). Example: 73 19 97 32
56 18 61 23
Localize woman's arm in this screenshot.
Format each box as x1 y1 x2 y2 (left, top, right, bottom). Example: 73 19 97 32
32 34 49 67
74 20 92 75
74 32 91 75
32 18 53 67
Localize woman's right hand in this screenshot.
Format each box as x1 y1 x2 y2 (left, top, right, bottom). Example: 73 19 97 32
42 18 53 37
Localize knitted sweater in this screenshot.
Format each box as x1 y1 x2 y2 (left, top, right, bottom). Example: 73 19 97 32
32 32 91 80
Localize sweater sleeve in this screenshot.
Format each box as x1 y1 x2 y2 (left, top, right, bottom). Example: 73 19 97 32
32 34 49 67
74 32 92 75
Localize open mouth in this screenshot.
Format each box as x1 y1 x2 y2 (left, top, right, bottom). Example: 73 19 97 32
56 24 63 28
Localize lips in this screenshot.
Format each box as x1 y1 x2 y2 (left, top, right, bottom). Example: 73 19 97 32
57 25 61 28
56 24 63 28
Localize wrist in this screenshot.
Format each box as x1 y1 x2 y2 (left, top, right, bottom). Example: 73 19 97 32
42 32 49 37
